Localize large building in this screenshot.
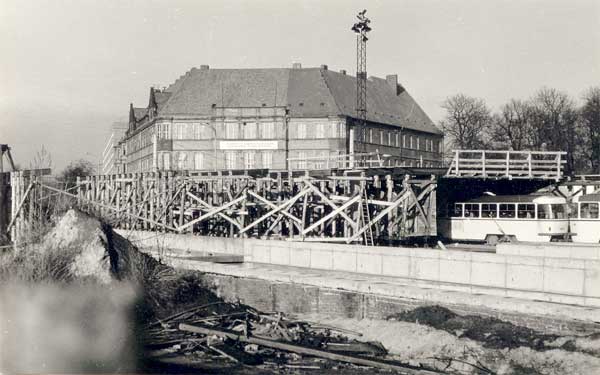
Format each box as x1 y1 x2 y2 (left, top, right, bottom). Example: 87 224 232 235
116 64 443 174
101 122 127 175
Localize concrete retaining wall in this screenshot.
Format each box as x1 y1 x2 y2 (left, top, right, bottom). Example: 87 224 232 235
201 273 600 336
121 230 600 308
497 241 600 260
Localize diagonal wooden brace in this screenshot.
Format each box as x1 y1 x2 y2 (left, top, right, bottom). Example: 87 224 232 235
302 179 358 228
302 193 361 235
242 188 310 234
187 191 242 229
177 194 246 232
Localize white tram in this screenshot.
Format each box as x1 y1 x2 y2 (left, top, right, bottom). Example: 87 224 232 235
438 195 569 244
569 193 600 243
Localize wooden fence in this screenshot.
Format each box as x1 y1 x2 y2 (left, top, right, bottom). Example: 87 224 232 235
445 150 567 180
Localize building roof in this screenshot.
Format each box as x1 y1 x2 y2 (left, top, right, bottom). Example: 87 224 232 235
154 91 172 110
133 107 147 120
143 66 442 135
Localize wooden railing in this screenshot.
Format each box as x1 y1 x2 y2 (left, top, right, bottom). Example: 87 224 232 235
445 150 567 180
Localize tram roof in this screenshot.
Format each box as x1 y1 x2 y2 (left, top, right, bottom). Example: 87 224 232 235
464 195 564 204
574 193 600 203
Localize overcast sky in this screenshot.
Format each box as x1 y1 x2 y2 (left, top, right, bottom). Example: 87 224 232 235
1 0 598 171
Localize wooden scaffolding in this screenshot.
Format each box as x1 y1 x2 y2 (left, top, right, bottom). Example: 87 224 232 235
67 170 437 245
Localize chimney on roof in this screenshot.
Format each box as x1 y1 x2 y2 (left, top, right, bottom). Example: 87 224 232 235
340 69 346 75
320 64 328 70
386 74 405 95
386 74 398 89
200 65 210 70
292 62 302 69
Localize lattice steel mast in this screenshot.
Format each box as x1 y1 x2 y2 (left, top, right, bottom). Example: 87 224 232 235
352 9 371 153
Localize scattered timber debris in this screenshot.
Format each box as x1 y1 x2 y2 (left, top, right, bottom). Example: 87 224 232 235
143 301 441 374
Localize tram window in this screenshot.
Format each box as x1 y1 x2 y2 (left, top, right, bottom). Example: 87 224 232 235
517 204 535 219
464 203 480 218
450 204 463 217
481 204 497 218
580 203 600 219
538 204 551 219
499 204 515 218
552 204 566 219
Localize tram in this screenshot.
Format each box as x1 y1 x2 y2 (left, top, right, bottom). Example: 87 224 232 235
569 193 600 243
438 195 570 244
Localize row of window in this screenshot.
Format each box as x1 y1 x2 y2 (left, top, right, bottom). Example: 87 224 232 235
132 122 441 153
225 122 275 139
224 151 273 170
450 203 567 219
294 122 346 139
128 127 153 153
357 128 440 152
128 157 153 173
155 151 275 171
155 122 278 140
155 121 348 141
450 202 600 220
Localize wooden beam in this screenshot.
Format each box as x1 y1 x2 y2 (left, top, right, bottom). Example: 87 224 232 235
303 180 358 228
6 182 34 233
177 194 246 232
241 188 309 234
346 187 411 243
187 191 242 229
302 194 360 235
247 189 304 226
178 323 433 375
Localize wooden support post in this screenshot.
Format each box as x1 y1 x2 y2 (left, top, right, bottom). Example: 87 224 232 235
385 174 393 242
167 171 174 230
149 172 155 231
455 150 460 176
481 151 486 178
179 173 186 232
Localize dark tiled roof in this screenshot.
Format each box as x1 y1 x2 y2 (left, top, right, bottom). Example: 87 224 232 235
320 70 442 134
286 68 340 117
161 69 289 115
154 91 171 110
133 107 147 120
150 67 441 135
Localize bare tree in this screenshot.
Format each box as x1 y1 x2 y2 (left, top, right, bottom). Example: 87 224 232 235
29 145 52 171
580 87 600 173
489 99 534 150
529 87 581 172
439 94 492 150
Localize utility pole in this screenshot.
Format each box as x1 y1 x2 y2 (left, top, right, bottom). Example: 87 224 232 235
351 10 372 165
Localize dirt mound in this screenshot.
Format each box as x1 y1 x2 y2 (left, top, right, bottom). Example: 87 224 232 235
15 209 228 322
40 209 114 283
388 305 557 350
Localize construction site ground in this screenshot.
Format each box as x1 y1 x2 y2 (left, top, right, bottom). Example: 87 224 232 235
132 245 600 333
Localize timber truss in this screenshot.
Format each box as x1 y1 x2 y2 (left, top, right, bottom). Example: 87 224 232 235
65 170 437 245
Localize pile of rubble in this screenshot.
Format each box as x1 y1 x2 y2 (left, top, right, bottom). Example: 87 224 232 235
142 301 438 374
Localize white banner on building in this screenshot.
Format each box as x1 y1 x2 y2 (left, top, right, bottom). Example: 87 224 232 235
219 140 278 150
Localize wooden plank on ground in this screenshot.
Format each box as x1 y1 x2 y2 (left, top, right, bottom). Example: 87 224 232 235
178 323 437 374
